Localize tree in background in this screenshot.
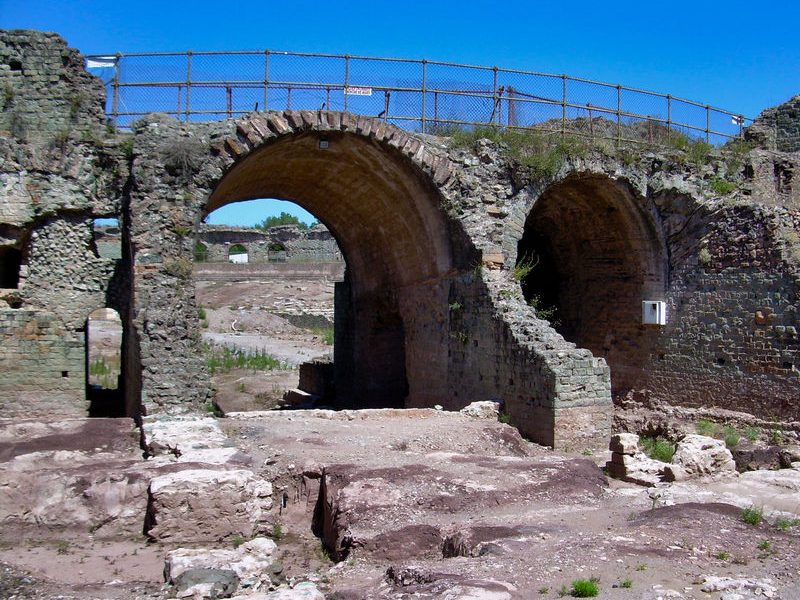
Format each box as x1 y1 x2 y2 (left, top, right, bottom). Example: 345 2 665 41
255 211 316 231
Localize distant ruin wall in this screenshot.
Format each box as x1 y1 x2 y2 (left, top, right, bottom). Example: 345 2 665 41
196 224 342 263
747 95 800 153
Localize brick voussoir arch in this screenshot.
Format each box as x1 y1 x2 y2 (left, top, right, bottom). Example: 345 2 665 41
211 110 454 187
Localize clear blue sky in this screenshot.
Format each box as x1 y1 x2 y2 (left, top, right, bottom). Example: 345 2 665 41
4 0 799 226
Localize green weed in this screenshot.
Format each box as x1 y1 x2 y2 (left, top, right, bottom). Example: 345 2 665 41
203 343 284 375
723 425 741 449
696 419 717 436
742 506 763 526
744 426 760 442
639 436 675 463
709 177 737 195
620 579 633 589
571 578 599 598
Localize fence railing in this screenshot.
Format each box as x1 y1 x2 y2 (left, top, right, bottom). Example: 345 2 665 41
85 50 751 146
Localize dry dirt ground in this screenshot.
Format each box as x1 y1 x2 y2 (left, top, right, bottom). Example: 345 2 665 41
195 278 334 413
1 273 799 599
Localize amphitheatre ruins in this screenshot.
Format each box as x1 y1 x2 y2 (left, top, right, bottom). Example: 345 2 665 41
0 29 798 600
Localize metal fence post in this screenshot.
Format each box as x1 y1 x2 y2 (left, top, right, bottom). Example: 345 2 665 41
421 59 427 133
344 55 350 113
185 51 192 122
111 53 121 126
263 50 270 112
616 85 621 147
561 75 567 137
667 95 672 143
492 67 499 126
705 105 710 143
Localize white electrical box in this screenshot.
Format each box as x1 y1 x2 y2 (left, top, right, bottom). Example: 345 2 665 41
642 301 667 325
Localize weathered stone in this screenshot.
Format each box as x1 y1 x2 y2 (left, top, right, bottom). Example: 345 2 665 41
609 432 640 455
459 400 501 419
165 538 278 585
145 469 273 542
670 434 737 479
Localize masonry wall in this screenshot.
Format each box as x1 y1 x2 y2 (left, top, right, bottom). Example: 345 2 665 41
0 30 128 417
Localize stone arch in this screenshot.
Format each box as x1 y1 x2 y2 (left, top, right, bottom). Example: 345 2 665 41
203 112 457 409
515 172 667 396
228 243 248 263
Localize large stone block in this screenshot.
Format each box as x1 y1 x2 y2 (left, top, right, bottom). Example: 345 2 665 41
145 468 272 542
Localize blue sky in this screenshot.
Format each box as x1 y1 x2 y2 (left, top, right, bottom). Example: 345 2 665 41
4 0 799 226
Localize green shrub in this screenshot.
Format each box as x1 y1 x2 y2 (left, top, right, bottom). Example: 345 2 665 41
723 425 740 449
571 578 599 598
709 177 737 195
197 306 207 320
639 436 675 463
742 506 763 526
513 254 539 281
620 579 633 589
499 411 512 425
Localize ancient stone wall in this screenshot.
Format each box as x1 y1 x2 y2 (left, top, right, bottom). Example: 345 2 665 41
196 223 342 263
0 30 128 416
1 28 798 447
747 95 800 154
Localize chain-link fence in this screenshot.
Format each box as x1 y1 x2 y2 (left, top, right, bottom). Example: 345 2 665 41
85 50 751 146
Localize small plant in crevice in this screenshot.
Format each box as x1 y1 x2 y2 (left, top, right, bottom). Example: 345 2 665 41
1 83 14 110
715 550 730 561
451 330 469 345
709 176 737 196
639 435 675 463
271 523 283 541
448 301 463 312
512 254 539 282
163 257 193 279
697 247 712 267
619 579 633 589
230 534 245 549
538 587 550 595
161 137 204 182
498 411 512 425
742 505 763 526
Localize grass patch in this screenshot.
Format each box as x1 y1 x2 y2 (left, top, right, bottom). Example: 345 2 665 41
230 534 245 549
309 326 334 345
513 254 539 281
498 411 512 425
744 426 760 442
776 517 800 530
570 578 600 598
203 343 284 375
715 550 730 560
639 435 675 463
742 506 763 526
723 425 741 449
447 126 588 179
271 523 283 541
696 419 717 436
620 579 633 589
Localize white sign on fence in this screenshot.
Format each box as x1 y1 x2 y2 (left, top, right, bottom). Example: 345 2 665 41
345 86 373 96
